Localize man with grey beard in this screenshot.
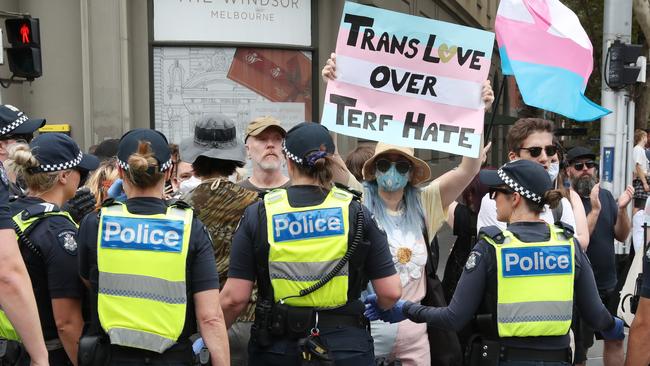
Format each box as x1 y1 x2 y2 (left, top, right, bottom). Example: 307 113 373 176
567 146 633 366
238 116 290 193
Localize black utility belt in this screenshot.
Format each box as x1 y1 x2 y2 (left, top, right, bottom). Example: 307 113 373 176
268 303 367 338
469 339 571 366
502 346 571 362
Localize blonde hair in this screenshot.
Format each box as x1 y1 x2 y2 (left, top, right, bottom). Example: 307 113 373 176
122 141 165 188
635 129 647 146
85 158 119 209
8 143 62 192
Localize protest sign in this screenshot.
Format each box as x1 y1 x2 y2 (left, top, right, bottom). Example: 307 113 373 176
322 2 495 157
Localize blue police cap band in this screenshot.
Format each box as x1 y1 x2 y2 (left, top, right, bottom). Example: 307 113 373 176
497 168 543 203
116 157 173 172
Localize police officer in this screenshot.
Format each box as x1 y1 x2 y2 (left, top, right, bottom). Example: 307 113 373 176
365 159 624 365
0 105 50 366
5 133 99 365
77 129 229 366
220 122 401 365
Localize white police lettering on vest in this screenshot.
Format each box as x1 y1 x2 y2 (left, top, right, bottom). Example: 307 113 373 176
273 207 345 242
101 216 185 252
501 245 572 277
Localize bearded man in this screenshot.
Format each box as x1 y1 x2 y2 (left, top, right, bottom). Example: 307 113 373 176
238 116 290 192
567 146 633 366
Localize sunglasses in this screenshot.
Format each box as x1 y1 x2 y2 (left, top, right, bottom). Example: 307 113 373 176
376 158 412 175
489 187 514 199
518 145 557 158
573 161 596 170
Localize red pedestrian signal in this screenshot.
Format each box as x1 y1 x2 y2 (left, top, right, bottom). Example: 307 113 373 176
4 18 41 80
20 24 30 44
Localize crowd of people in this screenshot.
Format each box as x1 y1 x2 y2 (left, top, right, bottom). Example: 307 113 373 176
0 54 647 366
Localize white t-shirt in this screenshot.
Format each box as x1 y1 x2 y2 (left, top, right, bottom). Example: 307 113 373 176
476 193 576 234
633 145 649 176
633 209 645 253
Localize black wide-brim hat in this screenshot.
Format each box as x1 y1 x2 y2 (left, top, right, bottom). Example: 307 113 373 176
180 114 245 165
29 133 99 173
479 159 552 204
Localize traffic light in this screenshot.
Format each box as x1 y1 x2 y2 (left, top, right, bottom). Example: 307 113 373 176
607 40 644 89
4 17 41 80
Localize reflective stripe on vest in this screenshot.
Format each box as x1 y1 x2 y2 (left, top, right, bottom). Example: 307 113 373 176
483 225 575 338
0 209 79 342
265 187 352 308
97 203 192 353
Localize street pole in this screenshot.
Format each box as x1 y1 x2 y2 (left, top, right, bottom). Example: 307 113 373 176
601 0 633 198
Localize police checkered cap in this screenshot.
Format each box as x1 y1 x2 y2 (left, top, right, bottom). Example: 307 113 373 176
497 168 543 203
479 159 552 204
29 133 99 173
283 122 334 167
117 129 172 172
0 105 45 137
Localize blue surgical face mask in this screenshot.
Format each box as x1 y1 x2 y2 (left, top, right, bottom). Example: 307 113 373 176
548 162 560 181
376 165 409 192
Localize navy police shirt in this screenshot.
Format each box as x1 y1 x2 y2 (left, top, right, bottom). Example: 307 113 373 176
77 197 220 346
229 185 396 313
9 196 84 341
402 222 614 350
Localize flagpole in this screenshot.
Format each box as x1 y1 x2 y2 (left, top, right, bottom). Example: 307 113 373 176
485 75 506 141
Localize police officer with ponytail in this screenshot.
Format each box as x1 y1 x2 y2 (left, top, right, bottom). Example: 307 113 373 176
365 159 624 365
5 133 99 366
221 122 401 365
77 129 229 366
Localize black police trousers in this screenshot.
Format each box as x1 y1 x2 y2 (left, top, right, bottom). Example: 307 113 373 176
248 326 375 366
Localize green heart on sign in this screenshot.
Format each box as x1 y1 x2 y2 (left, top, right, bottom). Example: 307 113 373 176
438 44 458 63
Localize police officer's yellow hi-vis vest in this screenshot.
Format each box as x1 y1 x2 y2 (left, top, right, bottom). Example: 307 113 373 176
0 208 77 342
97 203 192 353
265 187 352 308
482 225 575 338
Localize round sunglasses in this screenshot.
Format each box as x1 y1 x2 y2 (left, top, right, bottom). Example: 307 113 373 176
376 158 412 175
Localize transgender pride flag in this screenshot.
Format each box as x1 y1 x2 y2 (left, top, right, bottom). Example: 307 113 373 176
496 0 610 121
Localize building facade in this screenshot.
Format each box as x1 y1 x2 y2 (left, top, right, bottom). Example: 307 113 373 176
0 0 502 173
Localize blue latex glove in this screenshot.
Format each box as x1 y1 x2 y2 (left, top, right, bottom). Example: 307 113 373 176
107 179 127 202
601 317 625 340
379 300 407 324
363 295 408 323
363 294 382 321
192 337 205 355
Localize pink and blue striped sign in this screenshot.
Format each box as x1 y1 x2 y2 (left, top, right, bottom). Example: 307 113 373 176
321 2 494 158
496 0 610 121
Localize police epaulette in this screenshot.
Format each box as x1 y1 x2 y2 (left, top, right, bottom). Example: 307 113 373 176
257 191 268 201
20 203 60 220
100 198 120 208
334 182 362 202
170 200 193 210
478 225 505 244
554 221 575 238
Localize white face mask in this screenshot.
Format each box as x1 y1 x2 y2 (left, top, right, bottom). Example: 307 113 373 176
548 162 560 181
179 176 201 195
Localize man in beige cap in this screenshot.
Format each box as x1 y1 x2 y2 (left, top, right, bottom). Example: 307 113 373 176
238 116 291 192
